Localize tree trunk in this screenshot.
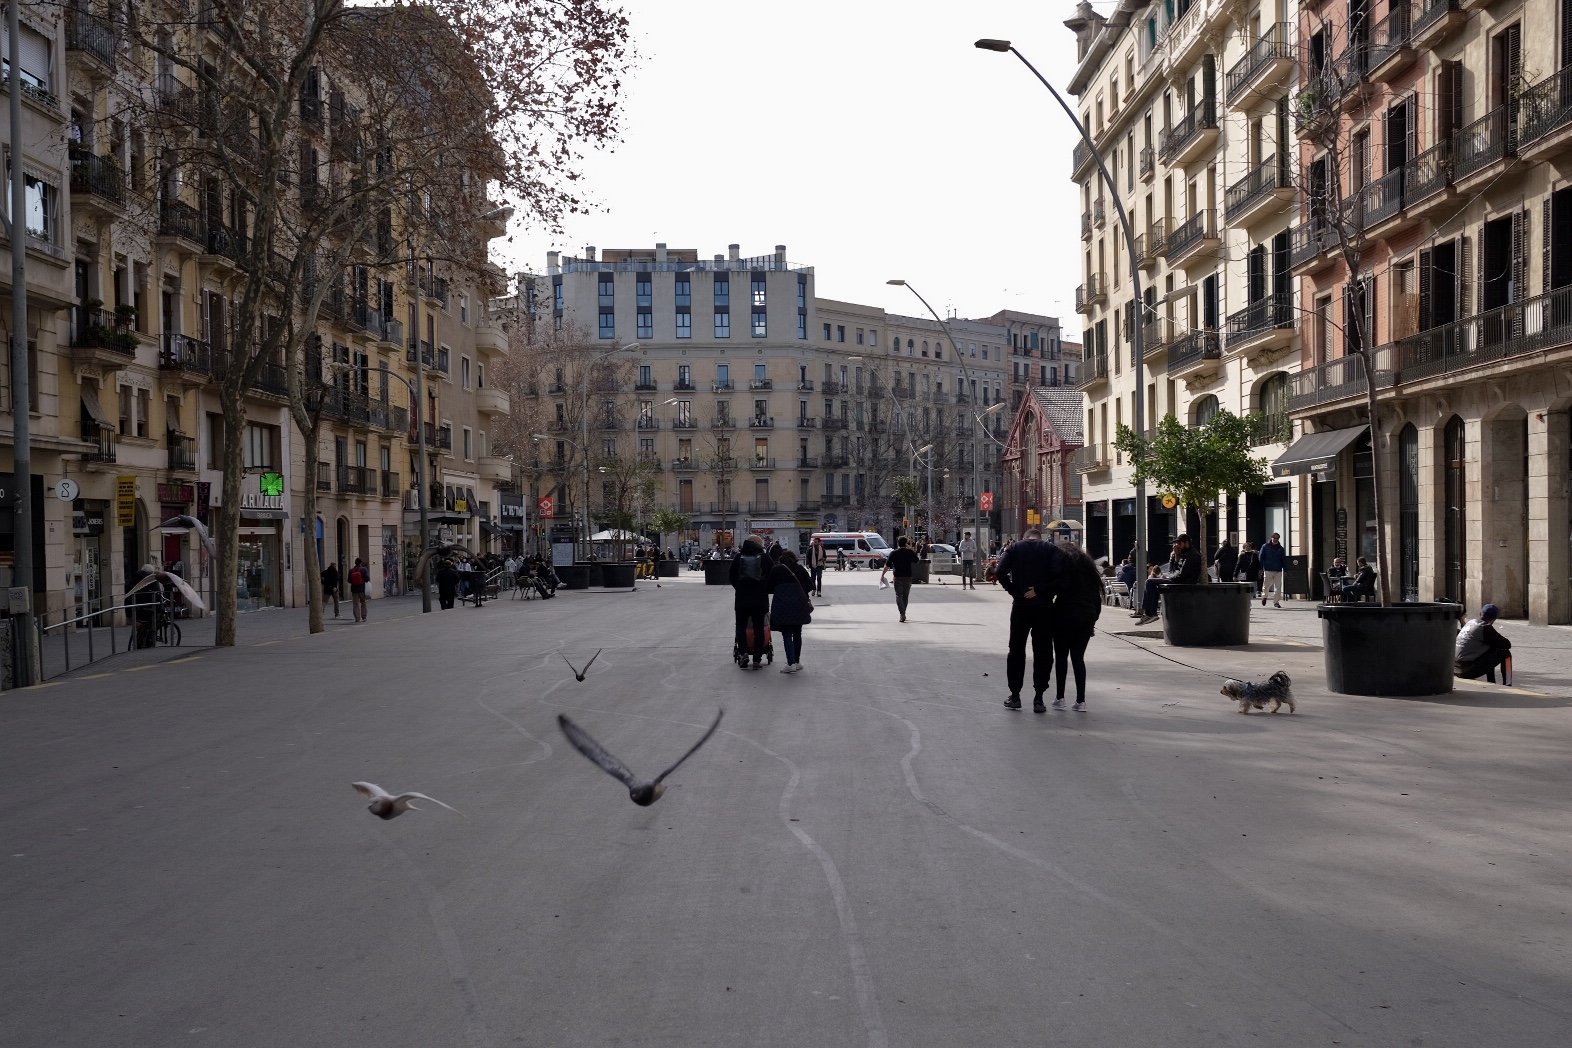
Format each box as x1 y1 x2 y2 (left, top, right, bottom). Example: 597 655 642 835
1358 351 1394 607
300 427 324 634
215 384 246 647
1195 501 1211 583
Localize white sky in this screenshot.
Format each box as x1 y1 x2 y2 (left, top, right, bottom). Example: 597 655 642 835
503 0 1092 326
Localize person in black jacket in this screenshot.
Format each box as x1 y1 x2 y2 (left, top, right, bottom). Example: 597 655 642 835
1234 540 1262 594
435 560 460 610
767 549 814 673
1052 547 1104 711
995 528 1068 712
729 536 775 668
1213 537 1238 587
1136 533 1201 623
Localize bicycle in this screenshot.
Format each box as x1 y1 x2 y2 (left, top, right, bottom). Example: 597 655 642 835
127 593 182 651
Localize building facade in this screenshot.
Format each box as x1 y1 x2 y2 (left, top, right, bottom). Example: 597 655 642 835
1067 0 1306 572
1003 388 1086 539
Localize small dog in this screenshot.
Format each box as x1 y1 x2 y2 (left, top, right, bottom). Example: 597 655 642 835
1220 671 1295 714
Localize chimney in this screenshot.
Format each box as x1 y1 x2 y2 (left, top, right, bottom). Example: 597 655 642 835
546 250 560 275
774 244 787 265
655 242 668 263
584 245 597 261
714 254 725 264
728 243 740 262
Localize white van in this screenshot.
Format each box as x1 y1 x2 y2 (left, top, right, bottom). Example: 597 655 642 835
811 531 893 570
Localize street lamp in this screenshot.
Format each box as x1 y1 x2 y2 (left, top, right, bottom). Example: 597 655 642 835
533 431 592 551
975 37 1148 597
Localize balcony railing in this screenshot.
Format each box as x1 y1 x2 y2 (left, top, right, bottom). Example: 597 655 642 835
1075 274 1106 312
823 417 849 431
158 200 205 247
159 333 212 373
1520 65 1572 149
381 470 402 498
1070 445 1107 473
1224 155 1288 221
634 379 657 391
1453 106 1510 180
796 456 819 469
67 11 119 68
749 501 778 513
1390 283 1572 385
710 501 740 515
1167 329 1222 372
82 420 117 462
1414 0 1460 39
748 416 774 429
1289 221 1337 270
796 416 818 429
1075 354 1109 389
1359 166 1405 230
1139 145 1154 180
796 500 822 513
1093 198 1106 227
748 378 773 390
167 434 197 472
1225 294 1295 347
1366 3 1413 74
68 145 125 205
1226 23 1294 104
1081 210 1093 240
672 416 697 430
710 415 735 429
1288 354 1379 412
636 415 660 430
671 457 699 471
1072 139 1093 177
749 458 776 471
1165 209 1214 261
1158 99 1217 164
673 379 696 391
822 380 842 395
1250 413 1292 448
1404 140 1452 206
336 464 375 496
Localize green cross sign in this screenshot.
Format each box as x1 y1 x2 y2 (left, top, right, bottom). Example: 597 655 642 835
259 471 285 497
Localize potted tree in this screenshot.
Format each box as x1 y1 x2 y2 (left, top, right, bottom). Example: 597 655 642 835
650 509 690 576
1115 411 1269 646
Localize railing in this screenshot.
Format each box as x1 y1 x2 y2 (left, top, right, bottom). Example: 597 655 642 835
634 380 658 391
1165 209 1214 259
1453 106 1510 180
1139 145 1154 180
1072 139 1093 176
823 417 849 430
82 420 117 462
1070 445 1107 472
796 416 818 429
1167 329 1222 371
748 501 778 513
1520 65 1572 148
1076 354 1109 388
251 361 288 396
1226 23 1294 103
159 200 205 246
1081 210 1092 239
168 434 197 471
671 457 699 471
1359 166 1405 229
824 454 850 468
316 462 333 493
596 415 623 430
1367 3 1413 71
1075 275 1105 311
1404 140 1452 205
381 470 402 498
1146 219 1168 259
205 223 246 264
1142 317 1171 354
673 379 696 391
1289 221 1337 269
1093 198 1106 227
68 145 125 204
1288 353 1381 411
71 307 134 353
748 416 774 429
1390 283 1572 384
337 465 375 496
1414 0 1459 37
796 501 822 513
67 11 119 68
710 501 740 514
710 415 735 429
796 456 820 469
636 415 661 429
795 378 815 391
711 380 734 391
1224 155 1287 220
749 458 776 471
822 380 843 395
407 341 438 370
1158 99 1217 163
1250 413 1292 447
1227 294 1295 347
155 73 196 122
748 378 774 390
1329 45 1368 99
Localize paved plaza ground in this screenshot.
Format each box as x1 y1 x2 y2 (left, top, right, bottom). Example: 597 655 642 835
2 570 1569 1047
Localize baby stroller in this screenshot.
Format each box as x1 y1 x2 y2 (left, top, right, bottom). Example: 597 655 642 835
733 621 774 668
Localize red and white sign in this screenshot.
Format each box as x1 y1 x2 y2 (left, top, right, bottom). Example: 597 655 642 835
979 491 995 512
537 495 556 518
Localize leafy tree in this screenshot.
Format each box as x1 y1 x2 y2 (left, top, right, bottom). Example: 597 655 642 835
650 509 692 556
1115 411 1270 579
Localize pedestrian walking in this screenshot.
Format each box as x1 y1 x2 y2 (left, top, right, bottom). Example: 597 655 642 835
436 559 460 610
1052 545 1105 711
347 558 370 622
1455 603 1513 683
1236 540 1262 593
1259 532 1287 607
768 549 814 673
958 531 979 590
878 537 921 622
729 535 775 669
806 535 828 596
995 528 1068 711
1213 536 1238 587
320 561 340 618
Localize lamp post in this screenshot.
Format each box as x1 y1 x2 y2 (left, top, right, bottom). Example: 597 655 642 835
975 37 1147 596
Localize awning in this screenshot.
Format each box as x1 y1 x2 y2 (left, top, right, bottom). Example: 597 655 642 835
1271 425 1368 479
81 388 111 425
416 511 470 525
479 520 501 536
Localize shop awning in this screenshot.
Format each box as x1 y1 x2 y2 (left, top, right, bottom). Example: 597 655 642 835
466 487 480 516
1271 425 1367 479
81 388 111 425
479 520 501 536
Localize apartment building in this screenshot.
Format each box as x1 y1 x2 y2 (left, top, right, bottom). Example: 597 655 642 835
1 3 507 622
1282 0 1572 624
510 244 1059 552
1066 0 1305 569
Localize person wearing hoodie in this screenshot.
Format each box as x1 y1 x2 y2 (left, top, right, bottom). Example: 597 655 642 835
729 535 775 669
1051 546 1105 711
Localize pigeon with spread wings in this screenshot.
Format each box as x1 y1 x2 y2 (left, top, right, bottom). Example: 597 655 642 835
126 567 207 613
352 781 462 820
412 543 474 587
558 710 723 806
561 648 602 682
159 515 215 559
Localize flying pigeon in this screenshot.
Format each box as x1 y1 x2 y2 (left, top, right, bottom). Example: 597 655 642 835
557 709 723 806
159 515 215 558
412 542 474 585
351 781 462 820
561 649 602 682
126 567 207 613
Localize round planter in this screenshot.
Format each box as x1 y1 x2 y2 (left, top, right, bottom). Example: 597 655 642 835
1319 602 1462 696
601 563 637 588
556 564 589 590
1157 582 1253 647
912 562 931 584
581 562 604 587
656 560 680 578
703 560 732 586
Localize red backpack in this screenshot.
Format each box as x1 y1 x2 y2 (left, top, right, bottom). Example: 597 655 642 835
348 565 367 586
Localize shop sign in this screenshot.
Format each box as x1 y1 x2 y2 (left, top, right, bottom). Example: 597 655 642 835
116 475 138 527
73 511 105 537
157 482 195 504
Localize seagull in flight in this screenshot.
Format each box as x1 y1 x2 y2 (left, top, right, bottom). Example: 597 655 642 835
352 781 462 820
126 566 207 613
557 710 723 806
561 649 602 682
159 515 215 558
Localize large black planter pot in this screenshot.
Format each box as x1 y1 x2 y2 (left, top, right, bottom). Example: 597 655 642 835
1320 603 1462 696
601 563 637 588
1158 582 1253 647
581 562 604 587
657 560 680 578
912 562 931 584
704 560 732 586
556 564 589 590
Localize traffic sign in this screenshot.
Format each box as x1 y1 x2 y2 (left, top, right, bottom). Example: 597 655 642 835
537 495 555 518
978 491 994 512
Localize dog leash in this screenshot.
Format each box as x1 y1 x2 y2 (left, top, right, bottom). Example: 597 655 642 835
1092 623 1252 683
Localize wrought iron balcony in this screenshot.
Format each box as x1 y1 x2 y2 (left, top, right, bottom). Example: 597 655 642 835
710 415 735 429
1139 145 1154 181
823 417 849 431
1075 353 1109 391
381 470 402 498
167 433 197 472
1081 210 1093 240
1226 23 1296 106
1072 139 1094 178
634 380 657 391
1366 3 1415 82
1225 294 1296 353
1288 353 1380 412
1164 209 1216 264
711 379 734 392
1075 275 1106 313
81 420 117 463
1453 106 1511 181
796 378 815 391
1359 166 1406 231
68 145 125 210
749 501 778 513
671 457 700 472
1224 155 1292 224
748 416 774 429
1070 445 1108 473
748 378 773 390
636 415 661 430
673 379 696 391
159 333 212 375
1412 0 1464 48
796 456 819 469
1404 140 1452 209
1520 65 1572 153
1390 283 1572 386
337 464 376 496
158 201 205 249
672 416 697 430
749 458 776 471
822 380 842 395
1093 198 1106 227
1289 221 1339 272
67 11 119 69
1158 99 1218 166
1167 329 1222 375
796 416 818 429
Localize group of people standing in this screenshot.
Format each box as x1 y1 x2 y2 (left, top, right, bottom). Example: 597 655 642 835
992 529 1106 712
730 534 817 672
318 559 371 622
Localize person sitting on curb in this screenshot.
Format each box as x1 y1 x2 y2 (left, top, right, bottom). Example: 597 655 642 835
1455 603 1512 684
1134 533 1200 625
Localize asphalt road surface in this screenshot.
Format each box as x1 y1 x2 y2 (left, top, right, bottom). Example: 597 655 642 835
3 572 1569 1047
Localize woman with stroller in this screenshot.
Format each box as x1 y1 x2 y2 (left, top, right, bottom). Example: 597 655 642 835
768 549 814 674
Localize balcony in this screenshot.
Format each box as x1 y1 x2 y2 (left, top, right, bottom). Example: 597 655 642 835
478 456 512 484
71 308 138 368
711 379 734 392
890 383 913 400
1294 71 1338 137
406 340 443 374
1167 329 1222 380
315 462 332 493
671 457 700 472
1403 140 1454 215
1411 0 1465 50
1288 353 1383 413
1142 317 1172 359
748 416 775 429
1093 198 1106 228
1139 145 1154 182
336 465 375 496
1250 413 1293 448
824 453 850 469
204 224 247 267
822 380 843 395
823 417 849 431
1358 166 1408 236
1075 275 1106 314
1081 210 1093 241
1164 210 1218 268
157 200 205 252
634 379 657 392
749 457 776 471
595 414 623 431
1452 106 1511 186
636 415 661 430
748 501 778 514
1070 445 1108 474
81 420 117 464
1329 46 1369 111
1071 139 1094 179
709 501 740 515
796 416 818 429
1289 221 1339 273
823 494 850 508
410 421 453 452
1158 100 1219 167
796 378 815 391
68 145 125 219
381 470 402 499
250 361 289 398
167 433 197 472
638 455 663 471
673 379 696 392
67 11 119 71
154 73 197 124
1076 354 1109 392
158 333 212 384
1519 65 1572 160
1224 155 1294 227
1389 283 1572 387
748 378 774 391
475 387 510 417
795 456 819 470
709 415 735 430
796 500 822 513
367 400 408 434
1366 4 1415 84
672 416 697 430
1226 24 1296 108
1225 294 1295 359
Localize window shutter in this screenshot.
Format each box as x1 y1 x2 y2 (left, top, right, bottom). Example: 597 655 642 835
1419 249 1434 333
1543 197 1553 295
1438 61 1461 142
1460 234 1474 317
1363 276 1377 350
1511 207 1529 303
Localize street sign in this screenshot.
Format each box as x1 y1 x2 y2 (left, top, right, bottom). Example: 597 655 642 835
55 478 79 501
538 495 555 518
979 491 994 512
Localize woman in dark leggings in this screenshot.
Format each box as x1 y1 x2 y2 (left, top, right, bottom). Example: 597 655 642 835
1051 547 1105 711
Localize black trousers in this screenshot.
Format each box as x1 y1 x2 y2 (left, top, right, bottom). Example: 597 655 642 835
735 605 767 661
1007 604 1055 699
1052 625 1094 701
1457 649 1510 683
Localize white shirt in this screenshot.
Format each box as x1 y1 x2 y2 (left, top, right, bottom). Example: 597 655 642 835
958 538 978 559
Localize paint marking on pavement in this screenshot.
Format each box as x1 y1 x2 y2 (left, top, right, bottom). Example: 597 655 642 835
251 640 280 647
167 656 202 665
78 673 115 680
125 665 157 672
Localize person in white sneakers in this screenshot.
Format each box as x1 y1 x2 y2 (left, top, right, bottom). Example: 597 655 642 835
1259 533 1287 608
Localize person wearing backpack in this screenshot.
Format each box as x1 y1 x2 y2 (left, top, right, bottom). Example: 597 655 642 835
348 557 370 622
729 535 774 669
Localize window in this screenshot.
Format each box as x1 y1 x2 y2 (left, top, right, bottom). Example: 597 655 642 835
856 328 864 345
437 345 451 373
463 427 473 460
675 400 692 425
597 274 615 306
714 275 729 305
797 314 806 339
796 279 806 308
602 438 616 457
751 276 766 306
677 364 692 388
823 322 832 339
459 295 469 323
636 274 652 306
599 310 615 339
715 310 730 338
638 364 653 389
675 275 691 307
553 279 564 312
6 166 58 243
836 325 845 342
244 422 276 469
676 311 691 339
637 311 653 338
752 309 767 337
3 23 51 92
461 356 472 390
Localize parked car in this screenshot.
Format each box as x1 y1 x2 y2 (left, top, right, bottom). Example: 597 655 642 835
928 543 959 574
